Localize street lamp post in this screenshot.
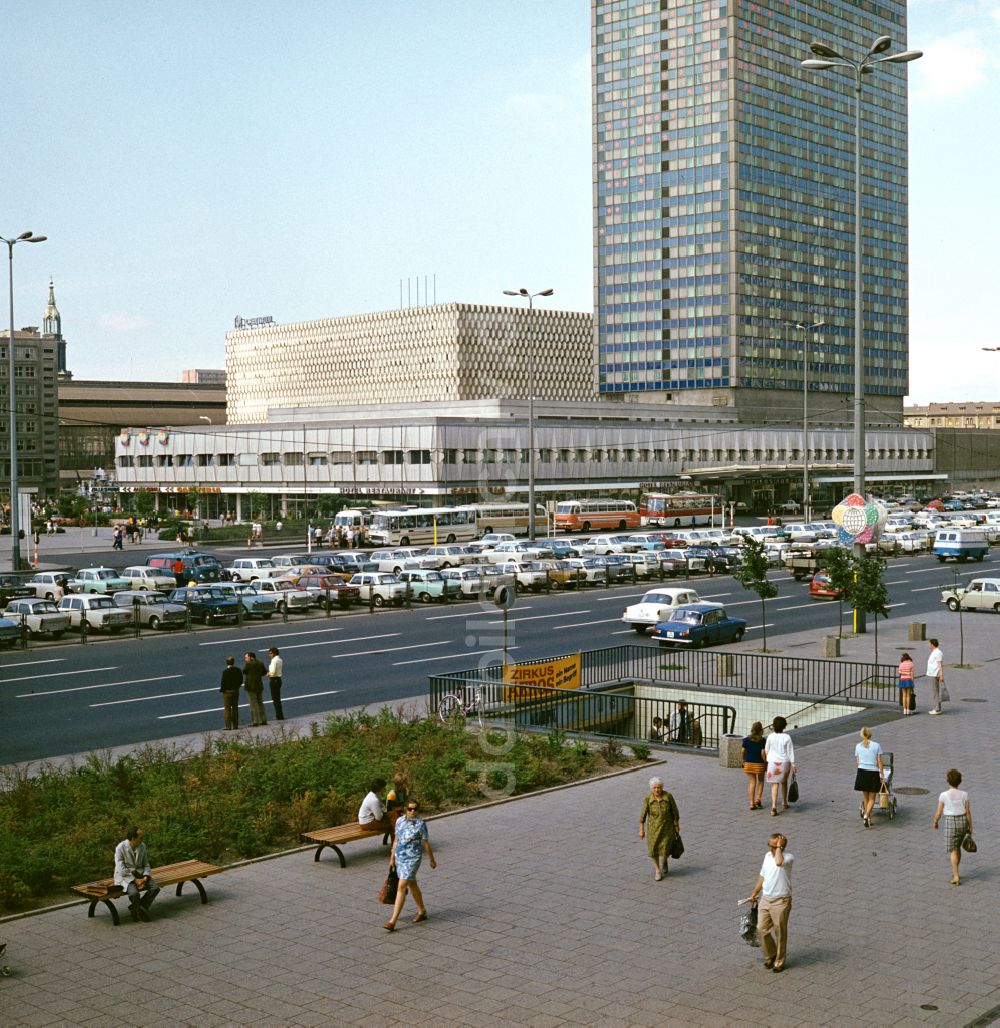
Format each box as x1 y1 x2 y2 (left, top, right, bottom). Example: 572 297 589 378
502 287 554 541
2 231 47 571
802 35 920 630
798 319 825 521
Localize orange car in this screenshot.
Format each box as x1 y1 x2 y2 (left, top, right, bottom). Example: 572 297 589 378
808 572 840 600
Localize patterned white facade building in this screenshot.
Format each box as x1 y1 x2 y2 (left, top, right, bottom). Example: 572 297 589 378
225 303 594 423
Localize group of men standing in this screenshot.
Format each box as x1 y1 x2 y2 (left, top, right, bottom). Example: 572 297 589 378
219 647 284 729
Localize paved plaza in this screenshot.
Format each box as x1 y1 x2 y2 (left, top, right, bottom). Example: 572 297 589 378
1 609 997 1027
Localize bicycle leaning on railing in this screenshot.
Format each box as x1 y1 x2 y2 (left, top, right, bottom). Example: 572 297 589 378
437 683 484 727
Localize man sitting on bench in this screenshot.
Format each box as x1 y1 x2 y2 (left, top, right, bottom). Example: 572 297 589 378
358 778 395 836
114 827 161 922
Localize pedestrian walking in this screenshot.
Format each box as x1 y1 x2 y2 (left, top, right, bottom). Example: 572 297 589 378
638 776 679 881
764 716 796 816
742 721 766 810
220 655 242 730
898 652 916 714
243 651 267 726
926 639 945 715
854 726 885 829
748 832 794 972
933 768 973 886
265 646 285 720
383 800 437 931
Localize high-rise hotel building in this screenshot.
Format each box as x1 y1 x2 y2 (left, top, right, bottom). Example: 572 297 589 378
593 0 912 425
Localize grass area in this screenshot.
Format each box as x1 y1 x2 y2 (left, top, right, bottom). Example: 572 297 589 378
0 709 643 913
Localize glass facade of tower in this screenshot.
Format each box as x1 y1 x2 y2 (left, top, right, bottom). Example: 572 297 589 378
593 0 910 409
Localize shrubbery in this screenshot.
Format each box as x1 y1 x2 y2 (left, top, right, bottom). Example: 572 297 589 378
0 709 608 912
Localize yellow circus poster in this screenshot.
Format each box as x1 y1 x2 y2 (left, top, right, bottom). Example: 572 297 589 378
502 653 582 702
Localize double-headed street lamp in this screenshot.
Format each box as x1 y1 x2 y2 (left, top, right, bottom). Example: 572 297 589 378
502 287 554 541
802 35 921 630
798 319 825 521
3 231 47 571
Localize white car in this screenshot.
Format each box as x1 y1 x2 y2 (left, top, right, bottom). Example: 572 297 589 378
120 566 177 591
627 552 665 578
497 560 549 591
348 572 408 606
368 549 436 574
24 572 72 600
440 566 492 596
893 530 931 553
3 598 71 637
253 578 315 612
941 578 1000 613
622 588 710 633
483 541 546 564
584 534 641 555
226 558 286 582
58 594 133 634
477 533 516 547
423 545 477 567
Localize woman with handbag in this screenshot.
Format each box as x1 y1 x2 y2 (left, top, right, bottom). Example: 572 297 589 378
383 801 437 931
639 777 680 880
764 717 796 817
933 768 973 885
854 726 885 829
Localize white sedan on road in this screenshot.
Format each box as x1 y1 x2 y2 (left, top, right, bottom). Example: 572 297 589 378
621 587 708 634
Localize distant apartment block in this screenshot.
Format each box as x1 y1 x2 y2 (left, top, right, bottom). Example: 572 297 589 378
904 403 1000 429
182 369 227 385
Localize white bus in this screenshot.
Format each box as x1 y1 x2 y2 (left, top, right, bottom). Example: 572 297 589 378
368 506 478 547
468 502 548 537
333 507 374 532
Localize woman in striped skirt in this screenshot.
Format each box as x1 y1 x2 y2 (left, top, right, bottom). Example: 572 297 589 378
933 768 973 886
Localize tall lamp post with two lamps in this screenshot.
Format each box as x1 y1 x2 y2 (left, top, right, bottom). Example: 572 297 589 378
502 287 553 542
798 319 825 521
3 231 47 571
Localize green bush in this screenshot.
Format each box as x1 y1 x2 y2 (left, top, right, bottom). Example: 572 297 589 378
0 710 628 912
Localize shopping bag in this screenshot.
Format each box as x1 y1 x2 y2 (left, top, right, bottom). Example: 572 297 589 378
941 686 951 703
878 784 890 810
739 901 760 947
787 775 799 804
379 867 399 905
669 834 684 860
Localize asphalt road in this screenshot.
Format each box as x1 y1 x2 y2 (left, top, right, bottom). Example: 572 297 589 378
3 546 998 764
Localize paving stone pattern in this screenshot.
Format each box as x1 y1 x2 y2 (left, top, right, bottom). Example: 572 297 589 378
1 612 997 1027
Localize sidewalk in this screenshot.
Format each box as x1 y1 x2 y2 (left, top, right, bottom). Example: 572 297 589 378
1 614 997 1026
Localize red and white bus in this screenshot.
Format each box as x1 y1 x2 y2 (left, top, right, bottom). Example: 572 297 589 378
553 498 641 533
640 492 722 528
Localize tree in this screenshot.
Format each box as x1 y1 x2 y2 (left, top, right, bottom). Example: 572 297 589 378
822 546 855 640
733 536 779 650
245 491 269 521
852 554 890 662
133 491 156 520
184 488 200 517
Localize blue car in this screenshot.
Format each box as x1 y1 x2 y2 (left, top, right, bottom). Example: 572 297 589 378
650 603 747 648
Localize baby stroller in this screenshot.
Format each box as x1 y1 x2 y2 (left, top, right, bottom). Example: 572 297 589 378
860 751 896 820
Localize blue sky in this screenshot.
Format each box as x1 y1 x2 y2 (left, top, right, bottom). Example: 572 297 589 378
4 0 997 403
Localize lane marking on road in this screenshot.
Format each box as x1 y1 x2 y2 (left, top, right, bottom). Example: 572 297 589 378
330 641 451 660
776 603 821 612
0 658 65 670
912 584 946 593
18 674 184 699
552 617 622 629
6 666 117 686
393 646 520 667
92 686 217 707
158 689 342 719
277 632 401 651
611 629 637 636
745 623 776 631
484 610 591 625
905 568 945 575
425 607 535 621
199 625 346 646
700 592 733 599
885 580 908 586
596 592 645 602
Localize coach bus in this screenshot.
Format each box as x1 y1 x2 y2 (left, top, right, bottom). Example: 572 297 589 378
368 506 478 546
640 492 722 528
553 498 641 533
468 502 548 536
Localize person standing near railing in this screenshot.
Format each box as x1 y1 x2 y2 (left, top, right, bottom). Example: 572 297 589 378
764 716 796 816
742 722 766 810
898 652 916 715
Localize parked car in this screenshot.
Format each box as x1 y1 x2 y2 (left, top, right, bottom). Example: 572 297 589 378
532 540 580 560
368 549 433 575
119 566 177 591
423 545 477 567
24 572 72 600
68 567 131 594
585 534 642 555
0 615 21 648
561 557 609 585
146 550 226 584
893 530 931 553
247 578 315 613
3 598 71 637
348 572 408 606
167 586 240 624
476 532 516 547
440 566 493 597
483 541 547 564
940 578 1000 613
0 573 38 605
808 572 840 600
495 561 550 592
603 553 637 581
296 574 361 609
212 582 279 619
656 552 688 577
225 558 287 582
622 588 709 634
397 569 463 602
650 604 747 647
113 590 188 629
58 594 133 633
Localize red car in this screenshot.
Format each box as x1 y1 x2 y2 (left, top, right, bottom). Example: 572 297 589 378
809 572 840 600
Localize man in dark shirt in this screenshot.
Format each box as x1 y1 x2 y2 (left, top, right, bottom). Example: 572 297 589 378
243 651 267 726
220 656 243 730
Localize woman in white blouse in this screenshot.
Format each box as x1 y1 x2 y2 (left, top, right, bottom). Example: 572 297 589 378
764 716 796 816
933 768 973 885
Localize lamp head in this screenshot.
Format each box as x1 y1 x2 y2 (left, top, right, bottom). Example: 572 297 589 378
538 288 554 297
502 290 520 297
879 49 923 64
868 35 892 55
809 40 843 60
802 59 840 70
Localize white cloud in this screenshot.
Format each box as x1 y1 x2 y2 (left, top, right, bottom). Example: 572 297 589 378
98 311 151 333
500 56 589 130
912 30 990 98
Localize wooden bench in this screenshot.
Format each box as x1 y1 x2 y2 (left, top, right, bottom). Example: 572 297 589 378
301 823 390 867
71 859 224 925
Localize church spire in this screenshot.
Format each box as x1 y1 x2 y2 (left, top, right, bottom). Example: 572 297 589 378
43 279 61 337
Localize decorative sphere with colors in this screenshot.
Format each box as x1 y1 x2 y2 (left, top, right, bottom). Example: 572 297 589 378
831 493 888 546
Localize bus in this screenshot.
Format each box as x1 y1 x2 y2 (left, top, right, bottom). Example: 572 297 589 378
469 502 548 537
368 506 478 546
332 507 374 532
640 492 722 528
553 498 641 533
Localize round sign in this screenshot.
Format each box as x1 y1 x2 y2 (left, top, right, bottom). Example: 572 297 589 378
493 584 517 609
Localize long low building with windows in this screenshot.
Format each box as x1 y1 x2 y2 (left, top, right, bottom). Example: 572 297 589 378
114 398 941 520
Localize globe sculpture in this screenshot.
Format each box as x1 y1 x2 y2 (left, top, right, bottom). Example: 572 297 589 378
831 493 888 547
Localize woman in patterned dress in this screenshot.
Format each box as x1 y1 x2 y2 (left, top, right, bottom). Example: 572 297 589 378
639 777 679 881
383 800 437 931
933 768 973 886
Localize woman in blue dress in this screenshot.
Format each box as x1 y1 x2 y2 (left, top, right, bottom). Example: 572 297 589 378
383 801 437 931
